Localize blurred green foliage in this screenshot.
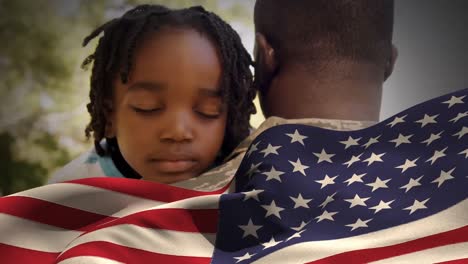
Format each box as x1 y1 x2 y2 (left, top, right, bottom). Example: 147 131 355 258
0 0 253 195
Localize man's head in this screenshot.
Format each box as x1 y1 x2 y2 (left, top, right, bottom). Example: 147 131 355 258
253 0 397 121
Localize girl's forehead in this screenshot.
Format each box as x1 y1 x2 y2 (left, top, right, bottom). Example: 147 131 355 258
114 27 223 95
132 28 221 70
138 26 217 51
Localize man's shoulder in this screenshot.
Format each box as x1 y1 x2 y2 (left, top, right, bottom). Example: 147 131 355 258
231 116 376 156
171 153 243 192
261 116 376 131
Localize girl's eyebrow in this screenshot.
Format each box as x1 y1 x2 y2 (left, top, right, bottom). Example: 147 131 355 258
128 82 165 92
198 88 222 97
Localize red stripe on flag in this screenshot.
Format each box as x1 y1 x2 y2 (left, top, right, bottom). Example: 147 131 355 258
436 259 468 264
82 208 219 234
0 243 58 264
68 177 230 202
56 241 212 264
0 196 116 231
307 225 468 264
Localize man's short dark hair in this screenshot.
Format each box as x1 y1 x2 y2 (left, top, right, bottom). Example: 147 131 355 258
254 0 394 67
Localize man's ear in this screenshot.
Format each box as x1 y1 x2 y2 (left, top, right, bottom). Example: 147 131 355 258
384 44 398 81
255 32 277 72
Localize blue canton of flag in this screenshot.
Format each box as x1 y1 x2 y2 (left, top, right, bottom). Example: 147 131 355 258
212 89 468 264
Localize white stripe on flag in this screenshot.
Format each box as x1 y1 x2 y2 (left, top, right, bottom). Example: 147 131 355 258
10 183 165 216
57 256 125 264
61 224 216 258
145 193 221 210
369 242 468 264
111 192 221 218
104 193 220 219
252 199 468 264
0 213 82 252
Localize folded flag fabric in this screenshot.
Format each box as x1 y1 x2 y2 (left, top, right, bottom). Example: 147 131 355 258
0 88 467 264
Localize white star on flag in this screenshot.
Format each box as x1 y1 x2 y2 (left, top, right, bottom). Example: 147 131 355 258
315 210 338 223
364 152 385 166
290 194 313 209
262 166 285 182
260 144 282 157
285 230 306 242
340 136 361 149
400 176 423 193
291 221 310 231
243 189 264 202
346 218 372 231
261 200 285 219
343 154 362 168
396 158 419 173
247 141 260 157
344 173 367 186
313 149 335 163
319 192 337 208
404 198 430 215
453 126 468 139
459 148 468 158
370 200 395 213
389 133 413 147
426 147 447 165
315 174 338 189
366 177 391 192
450 111 468 123
286 130 307 146
344 194 370 208
442 95 465 108
247 162 262 178
262 238 282 250
387 115 407 128
421 131 443 146
238 218 262 238
363 135 381 149
415 114 439 128
234 252 256 263
432 168 456 187
289 158 309 176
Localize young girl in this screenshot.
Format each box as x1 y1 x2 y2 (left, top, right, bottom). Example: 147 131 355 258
48 4 256 184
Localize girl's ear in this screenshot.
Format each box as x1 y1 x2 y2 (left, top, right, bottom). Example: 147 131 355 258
104 100 116 138
105 121 115 138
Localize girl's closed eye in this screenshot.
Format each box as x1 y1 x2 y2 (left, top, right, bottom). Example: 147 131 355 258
126 84 165 115
130 105 163 115
195 100 224 119
196 110 221 119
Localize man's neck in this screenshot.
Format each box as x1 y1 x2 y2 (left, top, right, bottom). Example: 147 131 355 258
262 62 384 121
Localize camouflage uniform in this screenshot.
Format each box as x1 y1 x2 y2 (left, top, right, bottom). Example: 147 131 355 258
172 116 375 191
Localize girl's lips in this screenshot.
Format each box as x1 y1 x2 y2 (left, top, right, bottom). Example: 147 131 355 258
150 160 197 173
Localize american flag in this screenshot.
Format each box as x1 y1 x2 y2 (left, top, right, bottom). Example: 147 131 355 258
0 88 467 264
0 177 227 263
213 88 468 263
